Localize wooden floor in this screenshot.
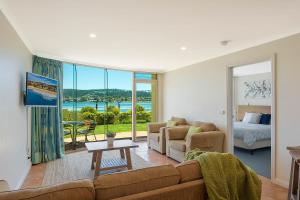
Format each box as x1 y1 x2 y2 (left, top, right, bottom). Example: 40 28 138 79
22 141 288 199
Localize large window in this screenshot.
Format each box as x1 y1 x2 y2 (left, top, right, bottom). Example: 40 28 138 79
62 64 157 148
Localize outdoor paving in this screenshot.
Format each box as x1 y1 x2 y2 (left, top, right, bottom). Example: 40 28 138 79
64 131 147 143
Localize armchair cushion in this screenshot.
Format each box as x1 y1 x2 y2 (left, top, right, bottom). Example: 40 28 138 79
148 122 167 133
192 121 217 132
169 140 186 152
186 131 225 152
171 117 188 126
166 126 190 140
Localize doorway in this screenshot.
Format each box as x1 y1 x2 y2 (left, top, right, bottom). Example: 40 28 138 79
227 58 276 179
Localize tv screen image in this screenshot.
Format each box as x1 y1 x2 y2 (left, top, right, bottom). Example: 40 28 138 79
25 72 58 106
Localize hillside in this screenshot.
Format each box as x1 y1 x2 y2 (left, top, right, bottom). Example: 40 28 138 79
63 89 151 101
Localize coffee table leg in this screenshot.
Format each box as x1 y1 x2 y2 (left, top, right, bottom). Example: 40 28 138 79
91 152 96 169
120 148 125 159
125 148 132 170
94 151 103 178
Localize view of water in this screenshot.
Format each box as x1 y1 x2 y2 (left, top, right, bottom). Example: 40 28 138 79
63 101 151 112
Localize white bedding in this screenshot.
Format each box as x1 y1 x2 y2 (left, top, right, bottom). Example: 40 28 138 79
233 122 271 147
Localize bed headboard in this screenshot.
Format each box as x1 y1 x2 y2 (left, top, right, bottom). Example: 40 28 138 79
237 105 271 121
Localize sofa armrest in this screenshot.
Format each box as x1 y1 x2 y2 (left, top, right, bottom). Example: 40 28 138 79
148 122 167 133
186 131 225 153
166 127 189 140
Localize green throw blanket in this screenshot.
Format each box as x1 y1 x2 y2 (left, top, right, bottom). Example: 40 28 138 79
185 149 262 200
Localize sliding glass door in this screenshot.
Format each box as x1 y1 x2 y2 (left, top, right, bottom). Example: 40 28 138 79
133 73 157 141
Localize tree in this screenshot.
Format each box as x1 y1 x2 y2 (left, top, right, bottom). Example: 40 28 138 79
136 104 145 112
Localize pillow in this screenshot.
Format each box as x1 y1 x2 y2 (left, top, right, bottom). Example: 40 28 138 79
242 112 262 124
260 114 271 125
166 120 177 127
185 126 202 140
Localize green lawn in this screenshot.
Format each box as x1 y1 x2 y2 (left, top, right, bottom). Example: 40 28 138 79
64 123 147 138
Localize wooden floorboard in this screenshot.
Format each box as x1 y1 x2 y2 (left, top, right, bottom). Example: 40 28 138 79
22 141 288 199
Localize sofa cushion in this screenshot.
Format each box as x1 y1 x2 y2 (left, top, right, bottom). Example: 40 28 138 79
149 133 160 142
176 160 203 183
0 179 94 200
94 165 180 200
169 140 186 152
171 117 187 126
192 121 217 132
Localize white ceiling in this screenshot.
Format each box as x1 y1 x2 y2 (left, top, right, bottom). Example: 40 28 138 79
1 0 300 72
233 61 271 77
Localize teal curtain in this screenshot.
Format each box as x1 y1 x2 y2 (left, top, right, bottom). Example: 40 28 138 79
31 56 64 164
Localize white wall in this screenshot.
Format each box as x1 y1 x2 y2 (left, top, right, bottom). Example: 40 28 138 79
162 33 300 187
0 11 32 189
234 72 272 106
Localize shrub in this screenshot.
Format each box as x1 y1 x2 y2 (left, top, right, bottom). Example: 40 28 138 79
95 112 116 125
63 109 82 121
80 107 96 114
95 112 105 125
136 111 151 122
81 112 96 121
118 112 131 124
137 119 147 123
136 104 145 112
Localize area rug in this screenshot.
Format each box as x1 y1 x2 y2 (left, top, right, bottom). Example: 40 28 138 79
42 150 154 186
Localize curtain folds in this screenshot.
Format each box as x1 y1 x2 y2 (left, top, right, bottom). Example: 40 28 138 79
31 56 64 164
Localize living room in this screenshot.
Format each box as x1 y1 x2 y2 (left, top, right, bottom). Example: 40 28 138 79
1 1 300 200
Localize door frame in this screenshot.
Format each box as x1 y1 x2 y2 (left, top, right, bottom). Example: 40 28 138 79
226 54 276 181
132 74 158 141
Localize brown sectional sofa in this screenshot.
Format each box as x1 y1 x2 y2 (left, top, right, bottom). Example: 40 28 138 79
0 161 206 200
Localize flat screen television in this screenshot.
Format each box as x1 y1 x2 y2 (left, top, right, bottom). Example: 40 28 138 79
25 72 58 106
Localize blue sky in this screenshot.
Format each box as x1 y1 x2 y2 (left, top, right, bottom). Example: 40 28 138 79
63 63 150 91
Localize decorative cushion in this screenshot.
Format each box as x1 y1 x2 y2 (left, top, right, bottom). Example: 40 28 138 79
185 126 202 140
167 120 177 127
260 114 271 125
170 117 187 125
169 140 186 152
243 112 262 124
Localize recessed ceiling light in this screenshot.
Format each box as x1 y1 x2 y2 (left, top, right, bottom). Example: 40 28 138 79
89 33 97 38
180 46 187 51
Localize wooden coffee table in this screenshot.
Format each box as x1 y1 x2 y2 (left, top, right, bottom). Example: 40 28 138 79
85 140 139 178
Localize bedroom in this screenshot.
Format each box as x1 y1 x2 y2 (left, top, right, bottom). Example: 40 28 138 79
231 60 273 178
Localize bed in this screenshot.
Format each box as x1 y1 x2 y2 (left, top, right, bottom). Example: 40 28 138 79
233 105 271 153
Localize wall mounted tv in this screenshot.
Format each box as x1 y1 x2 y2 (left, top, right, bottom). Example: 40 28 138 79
25 72 58 107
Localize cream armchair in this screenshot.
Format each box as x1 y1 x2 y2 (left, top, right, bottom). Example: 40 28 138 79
165 122 225 162
147 117 188 154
